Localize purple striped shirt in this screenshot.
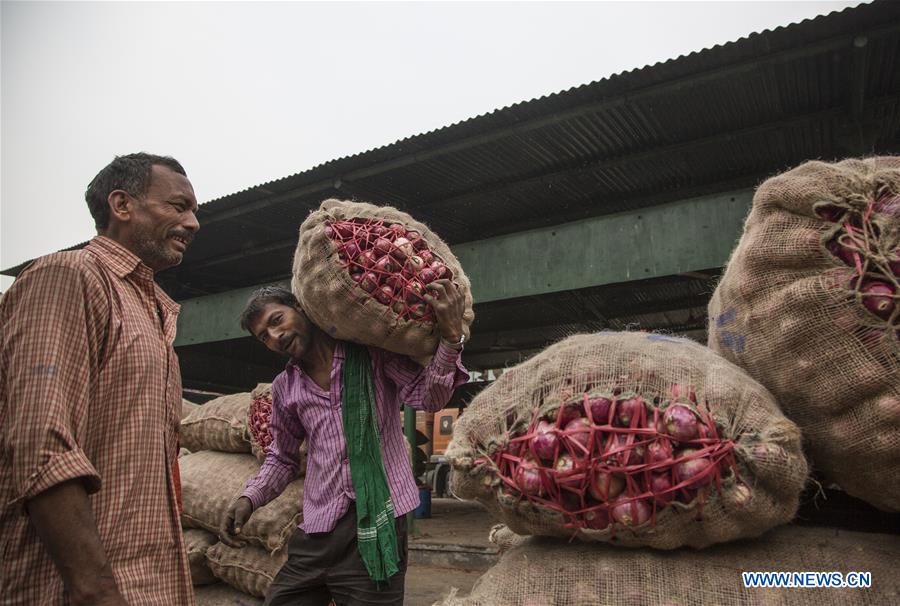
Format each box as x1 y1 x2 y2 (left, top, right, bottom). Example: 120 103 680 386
242 341 468 533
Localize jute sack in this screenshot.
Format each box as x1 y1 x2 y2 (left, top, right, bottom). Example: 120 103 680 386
438 525 899 606
181 398 200 421
448 332 807 549
183 528 218 586
179 451 303 553
708 157 900 512
180 392 252 453
206 543 288 598
291 198 474 359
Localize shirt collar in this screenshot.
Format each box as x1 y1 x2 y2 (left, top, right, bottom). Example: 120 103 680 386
285 340 344 372
86 236 154 282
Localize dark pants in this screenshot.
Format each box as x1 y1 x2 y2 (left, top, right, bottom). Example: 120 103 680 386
265 504 409 606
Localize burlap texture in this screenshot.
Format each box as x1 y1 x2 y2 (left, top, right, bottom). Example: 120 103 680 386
180 392 252 453
181 398 200 421
438 524 899 606
708 157 900 512
447 331 807 549
206 543 288 598
291 198 475 359
179 451 303 553
183 528 218 586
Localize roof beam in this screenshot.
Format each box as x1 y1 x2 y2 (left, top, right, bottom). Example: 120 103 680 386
174 188 750 347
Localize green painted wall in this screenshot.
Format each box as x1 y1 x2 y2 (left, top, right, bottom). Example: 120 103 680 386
175 189 752 347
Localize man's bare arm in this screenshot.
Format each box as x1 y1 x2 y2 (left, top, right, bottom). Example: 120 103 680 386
26 479 128 606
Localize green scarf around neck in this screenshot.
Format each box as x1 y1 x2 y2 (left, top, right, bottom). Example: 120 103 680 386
341 342 400 585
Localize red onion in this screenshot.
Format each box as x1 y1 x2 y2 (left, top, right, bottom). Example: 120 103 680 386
515 463 543 496
359 272 378 293
531 421 558 461
407 255 425 273
557 404 582 427
389 223 406 236
563 417 591 452
646 439 673 465
611 496 651 527
664 404 700 442
616 397 644 426
554 454 581 487
334 222 354 238
374 285 394 305
358 250 377 269
612 434 645 466
324 225 335 239
670 383 697 403
373 237 393 257
588 470 625 502
350 270 364 283
385 274 405 290
673 448 712 488
650 472 674 505
430 261 448 279
583 508 609 530
391 237 412 261
405 281 425 303
585 396 612 424
826 236 856 266
373 255 397 275
419 267 438 284
859 280 896 320
419 250 435 265
341 241 361 261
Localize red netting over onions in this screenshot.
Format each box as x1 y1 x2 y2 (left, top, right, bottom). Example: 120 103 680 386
325 219 453 323
819 193 899 342
490 387 739 535
248 390 273 455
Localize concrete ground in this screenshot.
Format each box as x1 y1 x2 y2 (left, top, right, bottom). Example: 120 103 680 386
195 498 494 606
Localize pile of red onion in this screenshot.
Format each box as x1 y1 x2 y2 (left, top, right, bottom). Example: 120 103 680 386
493 386 738 532
248 390 274 453
325 219 453 322
818 195 899 333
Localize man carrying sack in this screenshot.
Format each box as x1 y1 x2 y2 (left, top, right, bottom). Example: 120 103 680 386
220 283 468 605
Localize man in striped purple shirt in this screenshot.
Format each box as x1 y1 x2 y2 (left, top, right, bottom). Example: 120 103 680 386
219 282 468 605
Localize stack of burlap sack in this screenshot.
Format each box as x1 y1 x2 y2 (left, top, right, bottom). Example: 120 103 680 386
179 384 305 598
441 157 899 604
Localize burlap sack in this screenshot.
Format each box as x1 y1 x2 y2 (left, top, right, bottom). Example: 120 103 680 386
448 332 807 549
438 525 899 606
183 528 218 586
179 451 303 553
180 392 252 453
206 543 288 598
181 398 200 421
291 198 475 359
708 157 900 512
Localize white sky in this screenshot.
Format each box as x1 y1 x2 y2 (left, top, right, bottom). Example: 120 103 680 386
1 0 865 291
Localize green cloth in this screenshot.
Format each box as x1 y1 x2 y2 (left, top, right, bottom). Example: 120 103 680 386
341 342 400 585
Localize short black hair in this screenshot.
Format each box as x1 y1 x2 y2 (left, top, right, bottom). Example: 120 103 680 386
240 285 299 333
85 152 187 230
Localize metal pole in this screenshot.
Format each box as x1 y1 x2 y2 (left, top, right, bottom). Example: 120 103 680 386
403 405 417 535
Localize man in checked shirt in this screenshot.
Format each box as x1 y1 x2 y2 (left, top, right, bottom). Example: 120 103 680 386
0 153 199 605
220 283 468 605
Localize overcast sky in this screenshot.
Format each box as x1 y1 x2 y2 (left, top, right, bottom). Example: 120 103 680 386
1 0 865 291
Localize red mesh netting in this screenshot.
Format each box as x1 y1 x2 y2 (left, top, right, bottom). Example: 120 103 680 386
326 218 454 323
492 388 739 535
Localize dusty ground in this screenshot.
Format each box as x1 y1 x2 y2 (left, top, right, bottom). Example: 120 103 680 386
195 498 493 606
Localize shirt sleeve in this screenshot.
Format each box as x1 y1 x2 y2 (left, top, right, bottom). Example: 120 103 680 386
242 378 305 510
381 342 470 412
1 262 105 510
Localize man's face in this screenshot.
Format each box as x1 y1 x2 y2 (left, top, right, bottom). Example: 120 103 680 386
249 301 314 360
129 165 199 271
